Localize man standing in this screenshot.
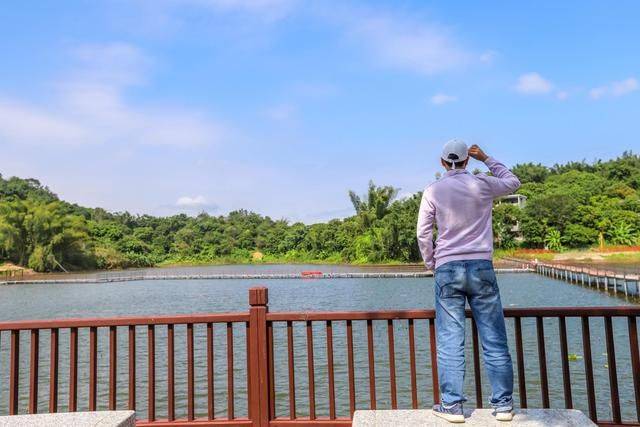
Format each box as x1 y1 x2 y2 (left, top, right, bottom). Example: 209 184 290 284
417 140 520 423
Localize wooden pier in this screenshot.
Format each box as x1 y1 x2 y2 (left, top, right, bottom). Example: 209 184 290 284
534 262 640 297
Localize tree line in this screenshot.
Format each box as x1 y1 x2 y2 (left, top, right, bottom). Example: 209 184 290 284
1 152 639 272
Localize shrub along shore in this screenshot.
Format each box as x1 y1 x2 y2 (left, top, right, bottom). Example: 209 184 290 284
1 152 639 273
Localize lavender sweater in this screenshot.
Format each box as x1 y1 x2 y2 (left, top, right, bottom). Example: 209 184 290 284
417 157 520 270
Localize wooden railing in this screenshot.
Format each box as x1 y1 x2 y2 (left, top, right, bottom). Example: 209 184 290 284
0 313 252 425
0 287 639 426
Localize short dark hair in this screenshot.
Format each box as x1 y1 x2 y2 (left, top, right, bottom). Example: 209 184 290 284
443 159 466 169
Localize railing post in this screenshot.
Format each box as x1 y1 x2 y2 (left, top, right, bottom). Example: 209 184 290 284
249 287 270 427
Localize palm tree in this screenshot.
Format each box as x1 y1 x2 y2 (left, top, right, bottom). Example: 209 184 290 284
348 181 399 229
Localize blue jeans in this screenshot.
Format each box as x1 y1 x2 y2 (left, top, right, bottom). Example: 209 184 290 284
434 259 513 409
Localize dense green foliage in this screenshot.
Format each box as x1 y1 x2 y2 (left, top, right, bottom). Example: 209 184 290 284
512 151 640 250
1 152 639 272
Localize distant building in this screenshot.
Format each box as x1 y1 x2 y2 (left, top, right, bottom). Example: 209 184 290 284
496 194 527 209
494 194 527 241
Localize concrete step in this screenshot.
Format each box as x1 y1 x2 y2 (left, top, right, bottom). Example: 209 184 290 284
0 411 135 427
353 409 595 426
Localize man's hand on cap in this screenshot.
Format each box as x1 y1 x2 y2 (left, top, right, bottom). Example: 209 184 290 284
468 144 488 162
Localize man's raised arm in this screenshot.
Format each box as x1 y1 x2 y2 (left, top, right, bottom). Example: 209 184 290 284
416 189 436 270
469 144 521 197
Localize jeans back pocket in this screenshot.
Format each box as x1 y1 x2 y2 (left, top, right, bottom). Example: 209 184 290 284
472 267 499 296
435 268 465 299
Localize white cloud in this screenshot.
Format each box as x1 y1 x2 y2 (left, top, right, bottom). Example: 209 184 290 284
611 78 638 95
138 3 484 76
479 50 497 64
196 0 292 11
174 195 218 213
556 91 569 101
590 77 638 99
173 0 294 21
291 82 338 99
334 7 472 75
0 100 88 145
430 93 457 105
515 72 553 95
71 42 152 86
176 195 208 207
0 43 227 147
589 87 607 100
265 103 296 121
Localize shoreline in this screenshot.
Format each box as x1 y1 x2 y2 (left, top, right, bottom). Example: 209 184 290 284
0 267 535 285
3 248 639 283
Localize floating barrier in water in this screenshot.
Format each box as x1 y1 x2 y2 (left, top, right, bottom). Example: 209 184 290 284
0 268 533 285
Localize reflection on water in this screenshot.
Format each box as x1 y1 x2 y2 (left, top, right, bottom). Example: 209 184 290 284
0 272 638 421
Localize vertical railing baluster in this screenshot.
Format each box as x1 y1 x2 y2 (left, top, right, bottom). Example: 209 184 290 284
387 319 397 409
429 318 439 404
9 330 19 415
187 323 195 421
514 317 527 408
128 325 136 411
207 323 215 420
148 325 156 421
408 319 418 409
69 327 78 412
306 320 316 420
167 324 175 421
268 321 275 420
49 328 59 413
28 329 39 414
286 321 296 419
536 317 549 408
346 320 356 418
89 327 97 411
471 320 482 408
581 316 597 421
366 319 376 409
227 322 234 420
604 316 621 423
628 316 640 423
323 320 335 419
246 322 250 420
109 325 117 410
558 317 573 408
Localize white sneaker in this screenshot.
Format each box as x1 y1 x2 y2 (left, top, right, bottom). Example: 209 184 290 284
433 403 465 423
495 410 513 421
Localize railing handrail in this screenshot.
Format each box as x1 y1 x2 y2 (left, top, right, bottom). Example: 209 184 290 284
0 312 250 331
266 306 640 321
1 306 638 331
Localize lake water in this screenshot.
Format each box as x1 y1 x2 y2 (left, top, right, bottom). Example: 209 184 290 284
0 268 638 422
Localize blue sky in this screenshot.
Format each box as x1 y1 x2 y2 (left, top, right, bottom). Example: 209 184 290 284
1 1 638 222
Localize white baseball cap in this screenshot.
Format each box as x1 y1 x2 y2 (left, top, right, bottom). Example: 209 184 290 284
441 139 469 164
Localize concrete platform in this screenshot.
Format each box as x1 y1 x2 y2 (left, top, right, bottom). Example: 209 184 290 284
0 411 135 427
353 409 595 426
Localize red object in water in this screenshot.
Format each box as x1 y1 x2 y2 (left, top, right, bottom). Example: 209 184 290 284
301 271 322 277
